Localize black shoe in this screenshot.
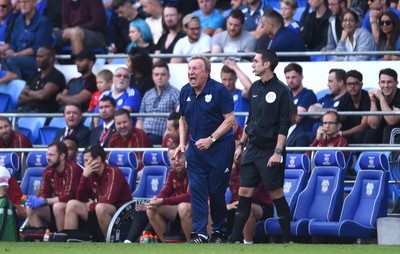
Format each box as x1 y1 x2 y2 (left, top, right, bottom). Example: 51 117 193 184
189 233 208 243
209 231 227 244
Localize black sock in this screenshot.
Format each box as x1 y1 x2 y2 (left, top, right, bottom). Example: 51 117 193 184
229 196 252 241
274 196 291 243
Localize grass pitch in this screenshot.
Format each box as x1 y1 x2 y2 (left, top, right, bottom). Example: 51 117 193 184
1 243 399 254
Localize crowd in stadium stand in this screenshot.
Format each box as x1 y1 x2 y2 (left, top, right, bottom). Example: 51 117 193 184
0 0 400 244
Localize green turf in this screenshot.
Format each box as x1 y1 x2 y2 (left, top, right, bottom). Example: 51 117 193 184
1 243 399 254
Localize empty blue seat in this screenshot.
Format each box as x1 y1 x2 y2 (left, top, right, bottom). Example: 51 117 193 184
265 150 346 239
0 92 11 112
132 165 168 199
260 153 310 237
48 117 66 129
0 152 19 179
20 151 48 195
38 126 62 145
18 117 46 144
108 151 138 192
0 79 25 110
309 152 389 240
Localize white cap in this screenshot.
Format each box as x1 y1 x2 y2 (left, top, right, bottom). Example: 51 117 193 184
0 166 10 187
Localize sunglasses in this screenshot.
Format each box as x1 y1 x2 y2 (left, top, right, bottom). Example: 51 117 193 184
0 4 7 8
380 20 392 26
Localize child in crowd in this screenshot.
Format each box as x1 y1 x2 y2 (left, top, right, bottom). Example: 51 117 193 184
280 0 300 34
88 69 113 112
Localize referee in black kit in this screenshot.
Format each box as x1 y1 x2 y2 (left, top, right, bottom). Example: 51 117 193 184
228 49 292 244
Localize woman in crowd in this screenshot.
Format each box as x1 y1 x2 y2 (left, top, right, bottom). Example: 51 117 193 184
375 11 400 60
127 19 156 54
331 9 376 61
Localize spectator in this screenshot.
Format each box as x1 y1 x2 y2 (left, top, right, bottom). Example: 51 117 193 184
17 45 66 113
127 18 156 53
305 110 348 159
64 144 132 240
374 11 400 60
154 4 184 60
127 47 155 97
146 145 191 242
337 70 371 144
300 0 331 51
286 106 310 148
0 166 26 220
26 141 82 232
280 0 300 33
331 9 376 61
140 0 164 44
63 135 80 162
56 49 98 113
0 116 32 148
308 69 347 139
90 96 117 147
222 0 246 17
136 61 180 146
170 13 212 63
108 108 152 171
0 0 52 84
162 111 180 148
363 0 400 36
258 9 308 62
211 9 256 62
239 0 272 39
0 0 16 56
322 0 347 51
154 3 185 63
54 103 91 148
54 0 107 55
284 63 317 133
43 0 61 29
111 0 146 53
220 60 251 128
95 67 141 127
364 68 400 144
193 0 224 36
88 69 113 112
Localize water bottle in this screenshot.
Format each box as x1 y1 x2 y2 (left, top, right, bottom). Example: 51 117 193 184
43 229 51 242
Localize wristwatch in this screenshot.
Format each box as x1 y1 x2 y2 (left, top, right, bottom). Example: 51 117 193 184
238 141 246 148
210 135 217 142
274 148 283 154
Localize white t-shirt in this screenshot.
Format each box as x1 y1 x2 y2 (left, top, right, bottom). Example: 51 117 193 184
173 33 212 62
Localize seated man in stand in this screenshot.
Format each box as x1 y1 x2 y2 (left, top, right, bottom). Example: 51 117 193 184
305 110 348 160
64 144 132 241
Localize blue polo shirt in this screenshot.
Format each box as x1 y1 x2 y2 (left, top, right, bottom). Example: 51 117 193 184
318 93 345 109
293 87 317 132
193 9 224 30
232 89 249 128
179 78 234 141
240 1 272 31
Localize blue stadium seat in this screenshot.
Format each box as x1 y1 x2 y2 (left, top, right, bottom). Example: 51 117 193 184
294 6 306 21
259 153 310 237
17 117 46 144
0 152 19 179
48 117 66 129
315 88 330 100
132 165 168 198
20 151 48 195
0 92 11 112
142 149 170 168
309 152 389 240
38 126 62 145
0 79 25 110
265 150 346 239
108 151 138 191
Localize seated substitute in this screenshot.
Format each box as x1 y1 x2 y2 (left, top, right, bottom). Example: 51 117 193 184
64 144 132 240
146 145 191 242
26 141 83 232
